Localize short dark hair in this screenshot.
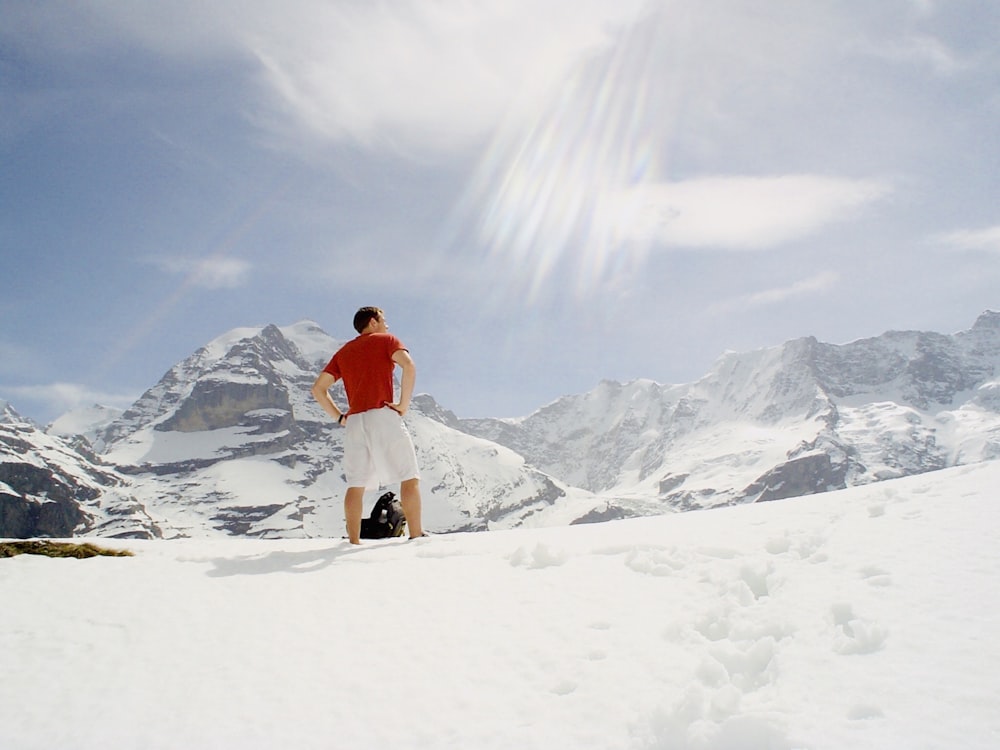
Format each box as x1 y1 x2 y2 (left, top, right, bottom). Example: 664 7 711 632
353 306 383 333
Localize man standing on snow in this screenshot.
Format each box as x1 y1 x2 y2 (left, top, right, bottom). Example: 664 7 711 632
311 306 425 544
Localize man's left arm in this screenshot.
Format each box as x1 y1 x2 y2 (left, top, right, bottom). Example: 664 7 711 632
389 348 416 415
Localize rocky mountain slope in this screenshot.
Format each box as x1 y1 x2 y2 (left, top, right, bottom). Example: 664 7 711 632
1 403 158 539
2 312 998 539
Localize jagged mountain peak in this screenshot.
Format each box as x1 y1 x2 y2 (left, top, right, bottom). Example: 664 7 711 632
692 312 1000 415
972 309 1000 330
1 400 26 424
810 315 999 408
96 322 343 447
195 320 338 373
696 335 828 423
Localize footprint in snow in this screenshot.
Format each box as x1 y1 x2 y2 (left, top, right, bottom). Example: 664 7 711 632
550 679 577 696
764 536 792 555
830 602 888 655
858 565 892 587
847 703 885 721
509 542 568 569
624 547 683 576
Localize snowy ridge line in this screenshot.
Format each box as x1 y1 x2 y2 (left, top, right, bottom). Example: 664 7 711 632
1 311 998 539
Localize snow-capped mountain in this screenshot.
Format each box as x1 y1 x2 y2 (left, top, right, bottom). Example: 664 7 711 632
2 312 998 540
85 321 582 538
452 310 1000 518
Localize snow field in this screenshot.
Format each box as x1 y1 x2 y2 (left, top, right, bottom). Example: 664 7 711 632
2 460 999 749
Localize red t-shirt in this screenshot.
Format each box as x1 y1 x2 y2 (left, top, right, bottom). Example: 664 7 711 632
323 333 406 415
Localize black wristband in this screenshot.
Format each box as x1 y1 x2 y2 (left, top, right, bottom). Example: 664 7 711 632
338 413 346 425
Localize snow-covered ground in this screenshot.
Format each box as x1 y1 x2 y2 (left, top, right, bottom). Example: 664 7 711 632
3 461 999 749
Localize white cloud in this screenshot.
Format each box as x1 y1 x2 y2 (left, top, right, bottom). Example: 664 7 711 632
245 0 647 154
935 225 1000 253
148 256 252 289
192 258 252 289
620 175 891 250
709 271 842 316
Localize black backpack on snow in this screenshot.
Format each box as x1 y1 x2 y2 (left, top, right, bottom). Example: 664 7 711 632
360 491 407 539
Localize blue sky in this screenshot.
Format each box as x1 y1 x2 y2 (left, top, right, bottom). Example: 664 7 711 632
2 0 998 424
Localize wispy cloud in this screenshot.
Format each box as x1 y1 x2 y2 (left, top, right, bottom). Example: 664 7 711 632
147 256 253 289
867 33 966 75
746 271 842 306
934 225 1000 253
710 271 842 316
622 175 892 251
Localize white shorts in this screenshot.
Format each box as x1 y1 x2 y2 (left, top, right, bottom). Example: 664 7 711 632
343 407 420 490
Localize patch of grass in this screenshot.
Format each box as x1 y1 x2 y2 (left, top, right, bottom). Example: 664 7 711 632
0 541 133 559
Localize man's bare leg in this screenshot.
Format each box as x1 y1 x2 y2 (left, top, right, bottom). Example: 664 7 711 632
344 486 365 544
400 477 424 538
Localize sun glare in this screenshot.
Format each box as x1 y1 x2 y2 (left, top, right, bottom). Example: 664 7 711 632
457 6 677 302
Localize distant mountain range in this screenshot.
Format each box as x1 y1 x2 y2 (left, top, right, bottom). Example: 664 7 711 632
3 311 998 539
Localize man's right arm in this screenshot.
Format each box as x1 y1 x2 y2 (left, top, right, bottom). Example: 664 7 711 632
311 371 346 423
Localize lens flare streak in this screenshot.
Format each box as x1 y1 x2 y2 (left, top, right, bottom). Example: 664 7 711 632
463 7 672 301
